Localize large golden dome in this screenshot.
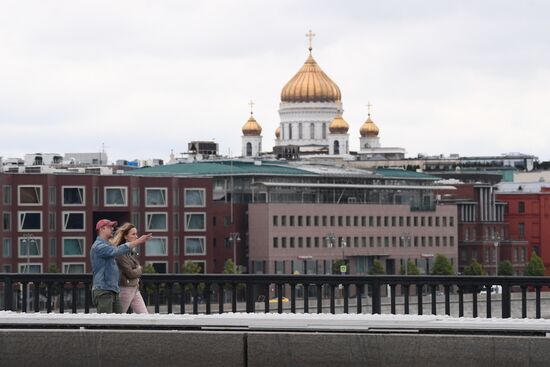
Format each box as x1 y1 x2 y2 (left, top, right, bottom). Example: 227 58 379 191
242 114 262 136
360 114 379 137
281 53 341 103
328 115 349 134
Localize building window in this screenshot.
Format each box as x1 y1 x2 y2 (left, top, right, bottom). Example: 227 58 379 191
104 187 128 206
518 201 525 213
93 187 99 206
2 239 11 258
18 237 42 258
281 216 287 226
60 186 85 206
449 216 454 226
145 188 167 207
62 237 85 257
290 237 295 248
145 237 168 256
18 263 42 273
63 263 85 273
184 188 205 207
273 216 278 226
49 212 56 231
146 213 168 231
273 237 278 248
310 122 315 139
184 213 206 231
62 212 85 231
49 238 56 257
132 187 140 207
184 237 206 255
298 216 303 226
518 223 525 239
2 185 11 205
290 216 295 226
3 212 11 232
435 217 440 226
18 211 42 231
18 185 42 206
49 186 56 205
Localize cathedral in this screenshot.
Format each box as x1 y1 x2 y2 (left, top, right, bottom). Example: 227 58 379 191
241 31 404 160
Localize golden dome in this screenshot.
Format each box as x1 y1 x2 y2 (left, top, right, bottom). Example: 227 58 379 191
329 115 349 134
360 114 379 137
242 114 262 136
275 127 281 138
281 53 341 103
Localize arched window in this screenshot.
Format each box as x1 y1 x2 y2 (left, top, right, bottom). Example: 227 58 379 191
246 142 252 156
298 123 303 139
322 123 326 139
289 124 293 140
333 141 340 155
310 123 315 139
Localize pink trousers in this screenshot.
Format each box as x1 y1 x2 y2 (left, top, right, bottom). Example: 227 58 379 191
119 286 148 314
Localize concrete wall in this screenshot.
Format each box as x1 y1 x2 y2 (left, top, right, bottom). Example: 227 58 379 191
1 329 548 367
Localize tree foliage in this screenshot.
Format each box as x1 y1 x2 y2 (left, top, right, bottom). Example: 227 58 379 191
182 260 205 294
368 259 385 275
431 254 453 275
525 253 545 276
400 259 420 275
497 260 514 276
463 259 484 276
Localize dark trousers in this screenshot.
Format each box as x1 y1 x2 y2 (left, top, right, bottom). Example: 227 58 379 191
93 289 122 314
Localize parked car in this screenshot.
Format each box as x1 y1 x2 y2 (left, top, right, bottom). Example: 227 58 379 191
480 285 502 295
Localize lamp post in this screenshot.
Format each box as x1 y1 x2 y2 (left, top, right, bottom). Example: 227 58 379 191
400 234 411 275
494 240 499 276
228 232 241 273
325 233 336 274
340 238 347 274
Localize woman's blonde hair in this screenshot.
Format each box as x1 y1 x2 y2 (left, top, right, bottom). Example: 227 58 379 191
111 222 136 246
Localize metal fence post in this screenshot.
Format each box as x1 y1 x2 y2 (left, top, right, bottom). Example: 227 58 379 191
371 279 381 314
4 276 13 311
501 282 511 318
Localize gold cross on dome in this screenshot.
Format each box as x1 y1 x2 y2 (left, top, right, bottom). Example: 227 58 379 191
248 100 255 115
367 102 372 116
306 30 316 51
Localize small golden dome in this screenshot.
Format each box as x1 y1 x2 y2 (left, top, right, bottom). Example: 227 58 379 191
360 115 379 137
242 114 262 136
329 115 349 134
275 127 281 138
281 53 341 103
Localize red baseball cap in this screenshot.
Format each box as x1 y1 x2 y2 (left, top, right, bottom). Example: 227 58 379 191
96 219 118 230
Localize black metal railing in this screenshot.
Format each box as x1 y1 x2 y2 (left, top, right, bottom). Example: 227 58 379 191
1 273 549 318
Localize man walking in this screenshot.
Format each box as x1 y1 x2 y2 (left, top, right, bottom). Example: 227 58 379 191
91 219 152 313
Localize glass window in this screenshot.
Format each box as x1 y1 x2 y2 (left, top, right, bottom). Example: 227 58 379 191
146 213 168 231
49 212 56 231
145 237 168 256
184 237 206 255
2 238 11 258
49 238 56 257
184 213 206 231
184 188 205 207
105 187 127 206
3 185 11 205
18 212 42 231
145 188 167 207
18 185 42 205
273 216 278 226
63 238 85 257
63 263 85 273
18 237 42 257
3 212 11 231
18 264 42 273
49 186 56 205
62 212 85 231
518 201 525 213
62 186 85 205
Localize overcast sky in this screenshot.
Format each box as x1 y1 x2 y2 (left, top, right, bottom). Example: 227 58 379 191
1 0 549 163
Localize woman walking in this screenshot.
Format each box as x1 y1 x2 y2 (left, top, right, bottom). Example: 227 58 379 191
111 223 149 314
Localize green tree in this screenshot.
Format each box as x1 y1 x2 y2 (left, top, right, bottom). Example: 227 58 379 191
498 260 514 276
223 259 240 275
182 260 205 294
431 254 453 275
525 253 545 276
368 259 385 275
332 259 347 274
400 259 420 275
463 259 484 276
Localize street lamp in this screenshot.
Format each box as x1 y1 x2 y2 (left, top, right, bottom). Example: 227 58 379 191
228 232 241 273
325 233 336 274
494 239 499 276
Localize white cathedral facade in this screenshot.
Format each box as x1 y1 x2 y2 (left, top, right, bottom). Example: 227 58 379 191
241 35 404 160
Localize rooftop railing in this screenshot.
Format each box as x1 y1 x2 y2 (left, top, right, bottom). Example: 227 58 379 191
1 273 549 318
